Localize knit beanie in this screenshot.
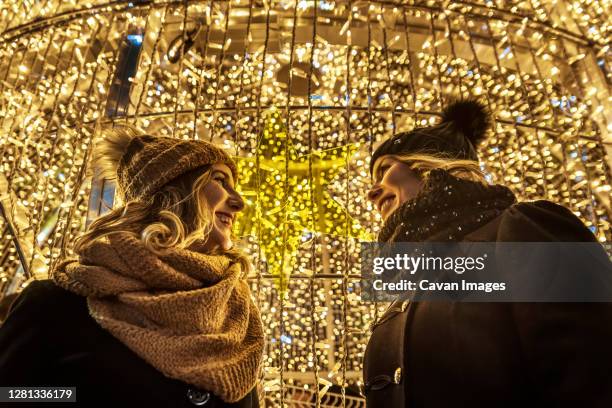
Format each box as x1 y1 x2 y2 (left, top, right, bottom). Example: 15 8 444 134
94 125 238 202
369 99 491 176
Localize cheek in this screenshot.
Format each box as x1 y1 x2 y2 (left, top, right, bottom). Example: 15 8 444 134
400 174 422 200
386 169 422 204
201 184 226 209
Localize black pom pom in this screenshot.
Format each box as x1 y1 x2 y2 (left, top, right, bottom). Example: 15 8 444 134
440 99 490 148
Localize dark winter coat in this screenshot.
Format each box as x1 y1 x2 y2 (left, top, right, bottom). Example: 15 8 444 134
363 169 612 407
0 280 259 408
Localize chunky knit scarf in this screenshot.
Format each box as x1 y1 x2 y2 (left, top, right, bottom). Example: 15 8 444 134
378 168 517 243
51 232 264 403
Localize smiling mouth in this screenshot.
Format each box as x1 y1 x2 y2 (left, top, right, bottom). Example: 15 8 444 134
379 196 395 215
216 212 233 228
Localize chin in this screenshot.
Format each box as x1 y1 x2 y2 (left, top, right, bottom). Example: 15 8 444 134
221 239 233 250
216 232 233 250
382 208 396 222
204 229 232 252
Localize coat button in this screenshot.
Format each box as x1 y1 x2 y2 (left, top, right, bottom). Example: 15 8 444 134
187 388 211 406
394 367 402 384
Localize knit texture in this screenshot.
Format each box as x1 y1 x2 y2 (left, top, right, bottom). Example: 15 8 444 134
118 135 238 202
51 232 263 403
379 168 517 243
369 99 490 175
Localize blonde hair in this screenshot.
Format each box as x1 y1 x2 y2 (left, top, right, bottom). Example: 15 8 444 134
74 125 250 273
373 152 488 186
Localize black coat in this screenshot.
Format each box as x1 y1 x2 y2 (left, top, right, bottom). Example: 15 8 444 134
0 280 259 408
363 200 612 407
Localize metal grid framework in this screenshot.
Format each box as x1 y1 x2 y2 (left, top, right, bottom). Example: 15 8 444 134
0 1 610 406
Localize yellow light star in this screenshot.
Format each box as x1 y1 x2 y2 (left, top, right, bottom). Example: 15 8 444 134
234 109 370 293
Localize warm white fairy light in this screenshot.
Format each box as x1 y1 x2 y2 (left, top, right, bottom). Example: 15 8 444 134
0 1 610 405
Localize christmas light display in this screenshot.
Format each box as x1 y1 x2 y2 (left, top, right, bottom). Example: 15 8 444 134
235 108 369 292
0 1 610 406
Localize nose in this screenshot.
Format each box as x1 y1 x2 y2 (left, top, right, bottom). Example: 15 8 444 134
228 191 245 212
367 184 383 204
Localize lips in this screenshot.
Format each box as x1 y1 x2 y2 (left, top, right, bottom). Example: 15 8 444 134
378 195 395 216
216 212 233 228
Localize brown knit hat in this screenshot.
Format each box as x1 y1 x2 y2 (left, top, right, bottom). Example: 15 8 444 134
94 125 238 202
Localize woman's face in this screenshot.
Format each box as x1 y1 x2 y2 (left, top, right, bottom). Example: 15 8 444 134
199 163 244 251
367 156 424 222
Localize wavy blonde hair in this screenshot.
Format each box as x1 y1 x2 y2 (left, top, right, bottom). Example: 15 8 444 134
373 152 488 186
74 125 250 273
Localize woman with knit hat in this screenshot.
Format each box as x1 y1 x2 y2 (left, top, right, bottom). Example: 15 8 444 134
362 100 612 407
0 126 264 407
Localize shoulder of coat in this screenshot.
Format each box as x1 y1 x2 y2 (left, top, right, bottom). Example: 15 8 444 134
500 199 597 242
12 279 85 317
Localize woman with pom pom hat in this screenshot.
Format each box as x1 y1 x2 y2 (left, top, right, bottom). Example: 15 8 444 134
0 125 264 407
362 100 612 407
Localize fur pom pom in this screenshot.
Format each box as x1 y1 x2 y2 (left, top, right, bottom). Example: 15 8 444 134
440 99 490 148
92 124 143 180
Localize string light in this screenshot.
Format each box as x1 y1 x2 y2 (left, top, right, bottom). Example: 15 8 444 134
0 1 610 406
235 108 369 292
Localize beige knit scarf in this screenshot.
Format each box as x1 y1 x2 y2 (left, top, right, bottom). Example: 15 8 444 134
51 231 264 403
